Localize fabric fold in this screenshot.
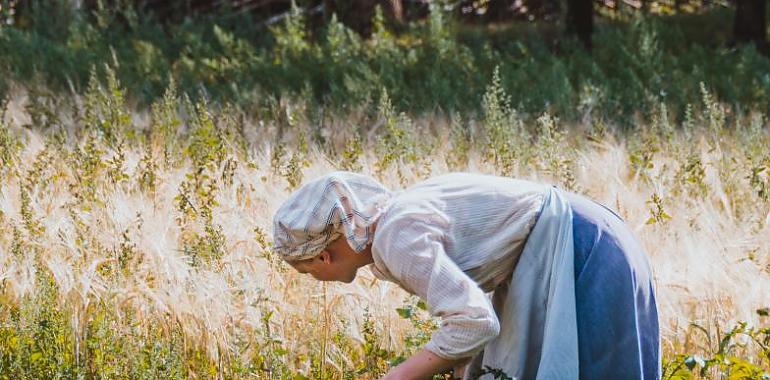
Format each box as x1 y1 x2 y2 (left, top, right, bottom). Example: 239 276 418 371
466 186 579 380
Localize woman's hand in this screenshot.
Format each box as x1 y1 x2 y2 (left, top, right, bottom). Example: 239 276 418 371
379 348 470 380
453 361 469 379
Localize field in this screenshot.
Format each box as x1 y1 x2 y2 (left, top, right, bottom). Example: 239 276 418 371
0 69 768 379
1 3 770 379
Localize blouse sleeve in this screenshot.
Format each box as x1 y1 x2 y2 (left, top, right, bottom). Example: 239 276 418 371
372 207 501 360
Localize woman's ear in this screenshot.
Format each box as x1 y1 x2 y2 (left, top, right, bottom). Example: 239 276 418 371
318 249 332 264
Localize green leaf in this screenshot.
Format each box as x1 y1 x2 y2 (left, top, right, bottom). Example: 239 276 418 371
396 307 412 319
388 355 406 367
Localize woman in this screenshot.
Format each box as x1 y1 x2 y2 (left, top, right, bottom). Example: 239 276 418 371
272 171 660 380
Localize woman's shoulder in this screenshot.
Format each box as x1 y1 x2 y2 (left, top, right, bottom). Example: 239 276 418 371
371 185 450 253
370 194 449 287
406 172 547 195
374 195 449 241
378 172 546 225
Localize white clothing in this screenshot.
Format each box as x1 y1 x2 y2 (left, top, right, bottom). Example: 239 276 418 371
272 171 392 261
370 173 547 359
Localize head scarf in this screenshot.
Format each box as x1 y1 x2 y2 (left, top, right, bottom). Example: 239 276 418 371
272 171 393 261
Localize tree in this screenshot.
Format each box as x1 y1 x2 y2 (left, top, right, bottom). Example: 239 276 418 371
732 0 768 53
566 0 593 49
323 0 402 37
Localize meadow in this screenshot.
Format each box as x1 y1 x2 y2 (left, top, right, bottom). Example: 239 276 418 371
1 3 770 379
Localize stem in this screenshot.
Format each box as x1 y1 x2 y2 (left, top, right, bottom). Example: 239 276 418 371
321 283 328 379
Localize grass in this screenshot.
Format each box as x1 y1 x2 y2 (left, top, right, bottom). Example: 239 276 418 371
0 64 767 378
0 2 769 378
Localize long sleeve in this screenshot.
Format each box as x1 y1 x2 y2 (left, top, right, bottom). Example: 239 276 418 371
372 205 501 360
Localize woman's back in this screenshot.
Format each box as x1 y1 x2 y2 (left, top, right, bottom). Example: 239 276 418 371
372 173 547 291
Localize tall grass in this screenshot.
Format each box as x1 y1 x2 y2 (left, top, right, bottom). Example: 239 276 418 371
0 65 768 378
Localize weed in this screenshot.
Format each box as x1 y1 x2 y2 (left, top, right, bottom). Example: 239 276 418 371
150 79 182 164
0 100 20 173
447 115 472 171
700 82 726 137
749 157 770 202
359 308 392 377
339 134 364 172
137 144 158 195
629 131 660 182
481 66 526 176
663 315 770 379
19 184 44 239
675 151 708 198
646 192 672 225
535 112 578 191
83 65 132 147
374 88 427 185
395 297 438 355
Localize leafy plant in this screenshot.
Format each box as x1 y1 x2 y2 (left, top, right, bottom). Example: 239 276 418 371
481 66 527 176
646 192 672 225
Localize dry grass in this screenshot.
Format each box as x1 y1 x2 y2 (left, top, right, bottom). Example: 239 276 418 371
0 82 768 378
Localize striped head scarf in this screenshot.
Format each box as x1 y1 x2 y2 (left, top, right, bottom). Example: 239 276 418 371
272 171 393 261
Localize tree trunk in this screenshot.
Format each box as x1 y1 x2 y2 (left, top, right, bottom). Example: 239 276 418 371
486 0 512 22
324 0 402 37
566 0 593 49
733 0 767 52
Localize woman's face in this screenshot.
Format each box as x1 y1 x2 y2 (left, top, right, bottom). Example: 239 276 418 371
287 236 360 283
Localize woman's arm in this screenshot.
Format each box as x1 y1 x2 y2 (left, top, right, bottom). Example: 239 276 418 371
373 209 500 378
380 348 469 380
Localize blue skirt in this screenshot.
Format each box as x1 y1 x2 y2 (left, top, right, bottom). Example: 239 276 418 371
566 191 660 380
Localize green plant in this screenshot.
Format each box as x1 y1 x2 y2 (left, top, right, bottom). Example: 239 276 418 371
535 112 578 191
270 1 310 61
0 268 77 379
675 151 708 198
284 151 306 191
374 88 427 185
629 131 661 181
395 297 437 355
83 65 132 147
149 79 182 164
481 66 527 176
749 157 770 202
477 366 514 380
256 309 290 377
183 96 227 170
447 115 472 171
19 184 44 239
339 134 364 172
359 308 393 377
646 192 672 225
700 82 726 136
137 144 158 195
0 99 20 173
23 85 61 131
663 314 770 380
69 132 106 209
106 141 130 185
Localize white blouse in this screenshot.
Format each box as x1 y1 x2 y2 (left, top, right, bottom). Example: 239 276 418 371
369 173 547 359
